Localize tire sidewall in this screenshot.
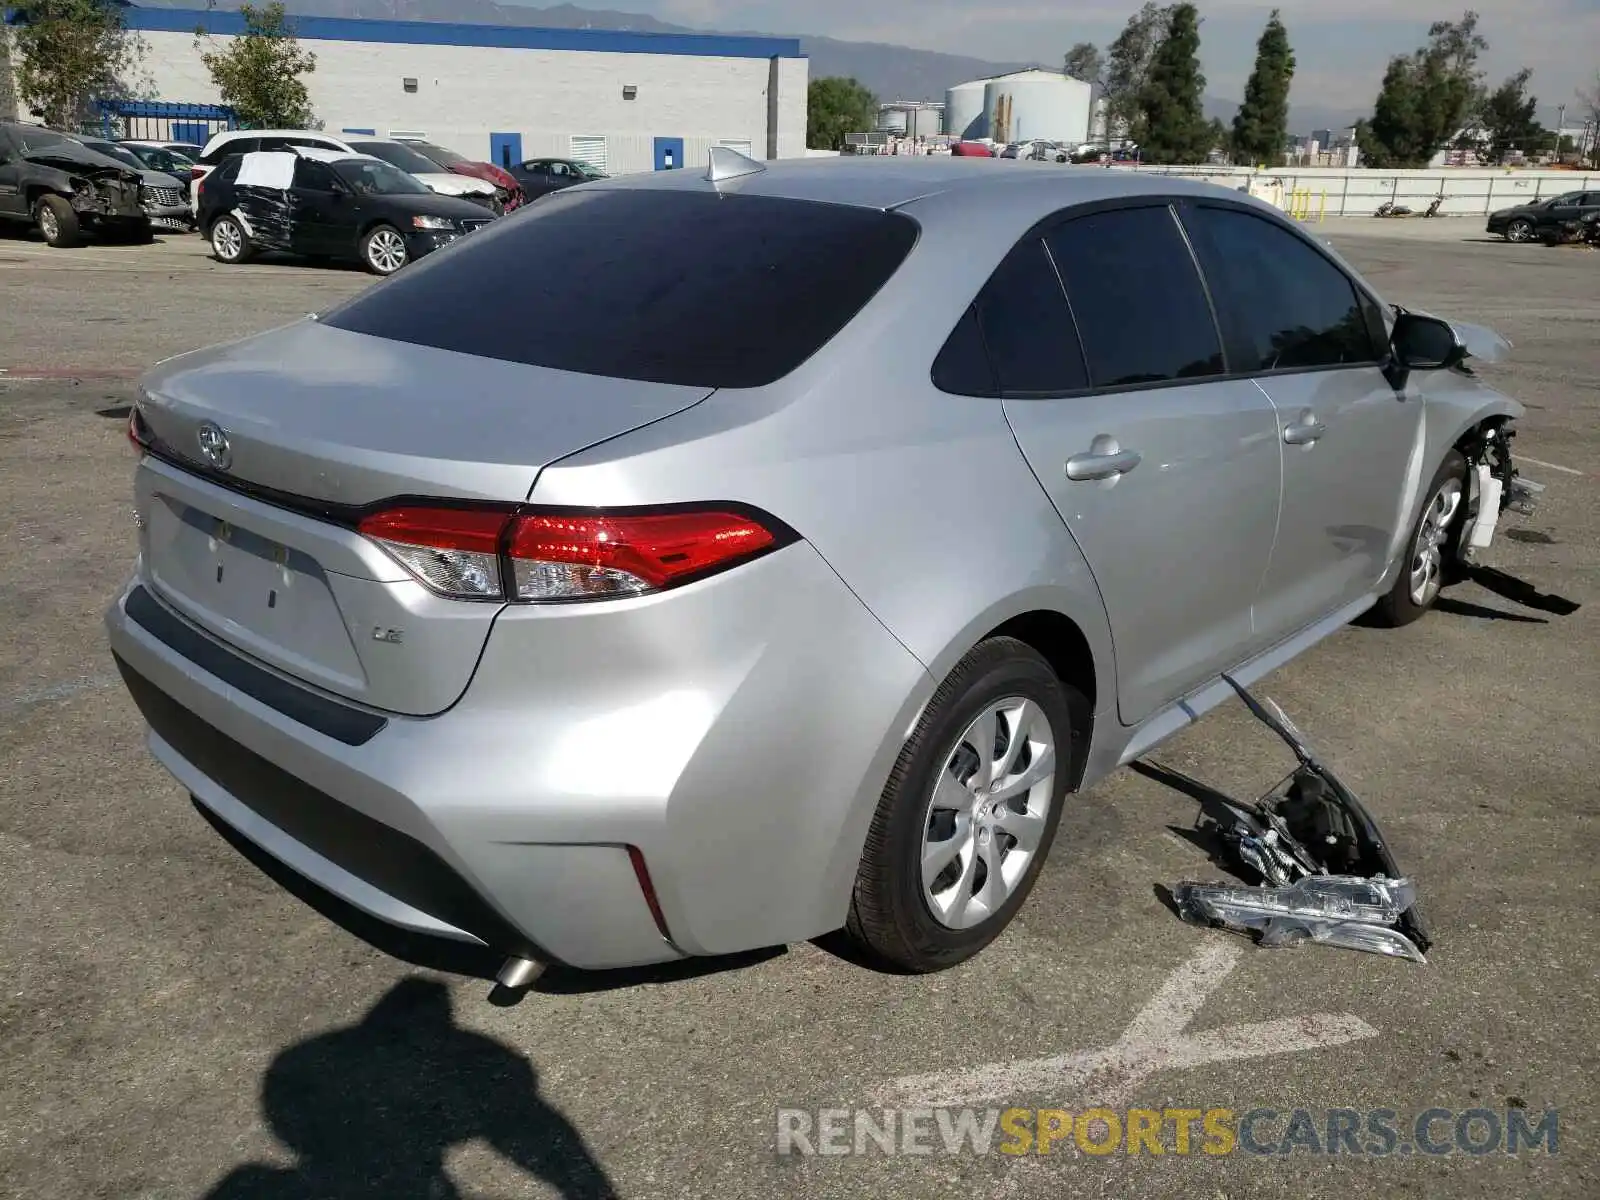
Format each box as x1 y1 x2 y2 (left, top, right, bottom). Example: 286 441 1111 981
1385 449 1469 623
874 646 1072 965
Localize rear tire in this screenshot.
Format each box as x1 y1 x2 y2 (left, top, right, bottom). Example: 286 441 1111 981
846 637 1076 973
34 195 80 248
209 215 251 264
1369 449 1468 628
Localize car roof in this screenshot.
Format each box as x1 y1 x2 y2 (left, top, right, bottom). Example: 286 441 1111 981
589 156 1261 219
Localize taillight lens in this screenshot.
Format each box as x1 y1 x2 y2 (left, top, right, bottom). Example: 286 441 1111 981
128 405 152 454
190 166 204 181
358 506 507 600
356 505 785 603
507 510 775 600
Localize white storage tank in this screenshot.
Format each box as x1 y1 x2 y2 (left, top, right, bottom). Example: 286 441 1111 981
876 107 909 134
909 105 943 140
944 79 988 141
983 70 1092 146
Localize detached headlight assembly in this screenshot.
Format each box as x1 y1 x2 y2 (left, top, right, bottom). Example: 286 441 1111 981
411 215 456 230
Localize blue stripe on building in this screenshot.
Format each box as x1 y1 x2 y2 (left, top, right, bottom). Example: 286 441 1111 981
114 6 803 60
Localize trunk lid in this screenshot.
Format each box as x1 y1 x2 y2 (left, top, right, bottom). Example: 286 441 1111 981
134 319 713 716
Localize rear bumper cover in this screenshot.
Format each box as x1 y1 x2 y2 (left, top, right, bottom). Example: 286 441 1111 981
106 540 930 970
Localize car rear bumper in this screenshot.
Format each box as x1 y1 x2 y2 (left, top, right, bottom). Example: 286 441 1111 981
106 539 930 970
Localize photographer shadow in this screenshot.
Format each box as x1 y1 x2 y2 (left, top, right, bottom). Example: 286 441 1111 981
203 977 618 1200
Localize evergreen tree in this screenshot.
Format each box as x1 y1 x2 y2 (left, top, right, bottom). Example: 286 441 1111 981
1063 42 1103 87
1478 69 1543 163
1230 9 1294 166
1358 12 1487 168
1138 3 1211 164
1103 2 1172 143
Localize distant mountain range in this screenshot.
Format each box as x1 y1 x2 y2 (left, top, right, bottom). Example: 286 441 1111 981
134 0 1361 133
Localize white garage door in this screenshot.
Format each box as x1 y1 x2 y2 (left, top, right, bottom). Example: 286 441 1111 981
569 136 608 173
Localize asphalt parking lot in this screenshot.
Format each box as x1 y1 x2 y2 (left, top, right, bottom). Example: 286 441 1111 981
1 219 1595 1200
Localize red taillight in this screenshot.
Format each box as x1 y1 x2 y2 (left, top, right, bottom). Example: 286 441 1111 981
357 506 509 601
355 504 785 603
507 510 776 600
190 166 204 181
128 406 151 455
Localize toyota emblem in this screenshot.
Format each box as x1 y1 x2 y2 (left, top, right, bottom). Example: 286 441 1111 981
196 421 232 471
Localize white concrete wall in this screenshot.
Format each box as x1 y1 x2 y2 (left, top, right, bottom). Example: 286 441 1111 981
1116 164 1599 217
137 29 806 175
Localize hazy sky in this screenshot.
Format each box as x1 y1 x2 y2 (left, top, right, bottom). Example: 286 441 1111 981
514 0 1599 126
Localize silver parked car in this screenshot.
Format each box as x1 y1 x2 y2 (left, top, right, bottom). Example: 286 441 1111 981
108 158 1525 978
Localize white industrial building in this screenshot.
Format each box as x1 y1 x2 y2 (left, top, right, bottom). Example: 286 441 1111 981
943 69 1092 146
2 4 807 175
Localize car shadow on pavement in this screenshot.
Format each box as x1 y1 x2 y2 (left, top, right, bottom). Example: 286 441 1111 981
201 977 620 1200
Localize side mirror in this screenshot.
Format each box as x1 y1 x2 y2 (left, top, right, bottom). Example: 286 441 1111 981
1385 311 1465 389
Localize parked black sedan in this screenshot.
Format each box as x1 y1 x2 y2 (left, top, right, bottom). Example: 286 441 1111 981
199 147 497 274
506 156 607 200
1486 189 1600 242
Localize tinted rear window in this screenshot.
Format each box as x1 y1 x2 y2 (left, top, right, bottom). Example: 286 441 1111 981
322 189 919 388
1046 206 1225 388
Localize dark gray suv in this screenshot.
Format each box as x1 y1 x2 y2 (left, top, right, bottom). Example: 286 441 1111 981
0 121 151 247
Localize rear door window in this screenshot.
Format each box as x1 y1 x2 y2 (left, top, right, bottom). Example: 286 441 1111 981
1044 206 1225 388
202 138 257 164
1181 204 1381 372
322 189 920 389
965 238 1087 395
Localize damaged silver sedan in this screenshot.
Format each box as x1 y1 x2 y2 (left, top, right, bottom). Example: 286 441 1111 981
0 121 152 247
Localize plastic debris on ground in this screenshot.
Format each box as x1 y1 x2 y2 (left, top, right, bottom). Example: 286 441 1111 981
1154 675 1433 965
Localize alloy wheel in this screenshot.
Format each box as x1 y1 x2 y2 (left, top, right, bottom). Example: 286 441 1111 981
213 220 242 261
1408 478 1463 607
919 697 1057 931
38 205 59 243
1506 220 1534 243
367 229 408 273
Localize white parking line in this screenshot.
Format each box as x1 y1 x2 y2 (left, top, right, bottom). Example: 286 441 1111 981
1518 455 1584 477
875 941 1378 1108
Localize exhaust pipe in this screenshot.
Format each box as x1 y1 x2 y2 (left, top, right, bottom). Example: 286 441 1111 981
494 955 543 991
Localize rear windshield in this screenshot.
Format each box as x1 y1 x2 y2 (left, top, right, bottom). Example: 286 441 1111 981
321 188 920 389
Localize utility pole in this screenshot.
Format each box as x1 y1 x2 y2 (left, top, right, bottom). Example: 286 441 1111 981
1556 103 1566 159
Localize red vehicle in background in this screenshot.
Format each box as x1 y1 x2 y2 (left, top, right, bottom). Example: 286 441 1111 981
397 139 527 210
949 141 996 157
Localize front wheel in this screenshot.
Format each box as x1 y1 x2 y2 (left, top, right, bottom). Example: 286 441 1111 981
34 195 81 248
846 637 1076 973
361 224 409 275
1369 449 1468 628
1504 218 1535 243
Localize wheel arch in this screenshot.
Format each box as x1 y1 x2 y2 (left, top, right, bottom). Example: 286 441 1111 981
980 610 1097 791
911 596 1111 795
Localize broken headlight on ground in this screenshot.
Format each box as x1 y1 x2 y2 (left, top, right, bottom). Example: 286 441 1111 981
1155 676 1433 964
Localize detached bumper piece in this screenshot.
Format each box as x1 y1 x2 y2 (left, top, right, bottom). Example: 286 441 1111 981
1458 420 1543 565
1165 676 1433 964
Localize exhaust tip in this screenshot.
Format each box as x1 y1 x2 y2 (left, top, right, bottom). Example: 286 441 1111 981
494 955 544 992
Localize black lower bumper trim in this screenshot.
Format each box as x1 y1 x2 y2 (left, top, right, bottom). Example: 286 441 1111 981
115 657 544 963
124 584 386 746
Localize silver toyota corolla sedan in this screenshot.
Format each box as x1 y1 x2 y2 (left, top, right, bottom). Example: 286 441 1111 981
108 155 1525 979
